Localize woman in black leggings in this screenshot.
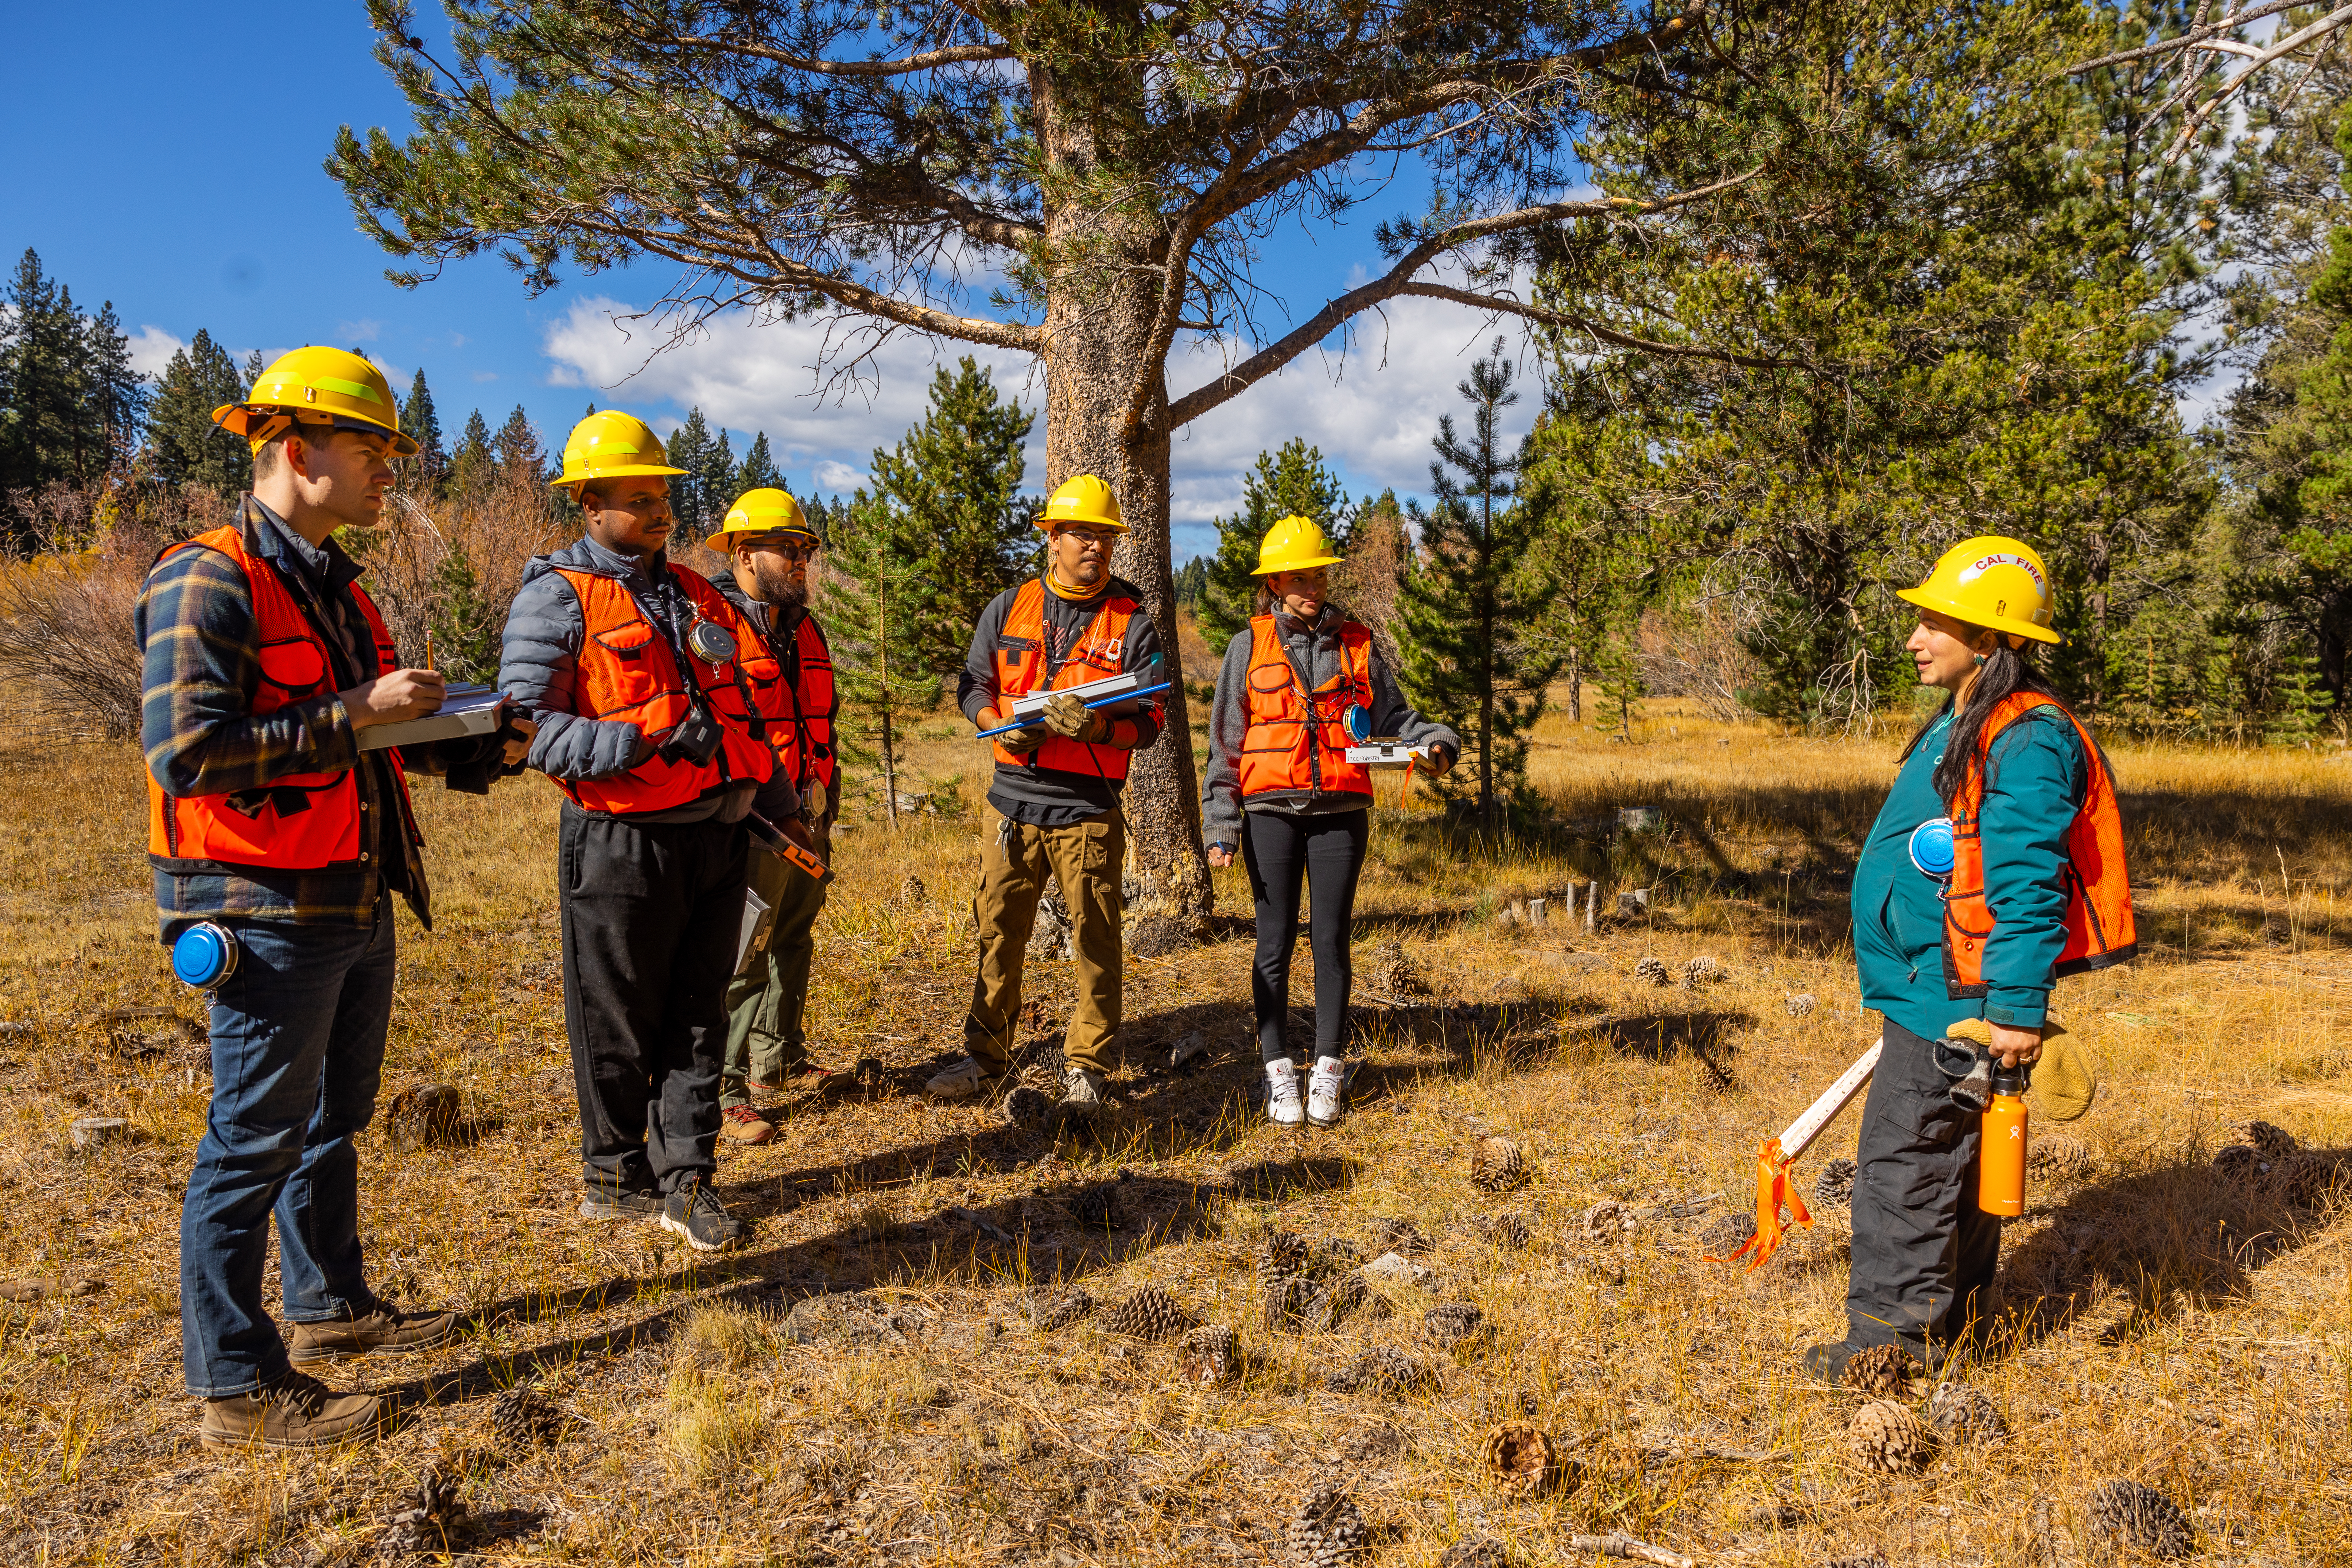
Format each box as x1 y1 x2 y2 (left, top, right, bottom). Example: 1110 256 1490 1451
1201 517 1459 1127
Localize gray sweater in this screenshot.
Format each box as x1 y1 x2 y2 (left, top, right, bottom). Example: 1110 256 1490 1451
1200 606 1459 847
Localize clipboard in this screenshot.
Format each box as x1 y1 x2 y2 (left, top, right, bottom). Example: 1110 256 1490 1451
1343 740 1433 767
354 684 511 753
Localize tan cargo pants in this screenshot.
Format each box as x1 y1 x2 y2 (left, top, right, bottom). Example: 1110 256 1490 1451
965 807 1123 1076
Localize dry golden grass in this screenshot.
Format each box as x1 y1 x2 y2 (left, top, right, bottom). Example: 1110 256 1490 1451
0 696 2347 1565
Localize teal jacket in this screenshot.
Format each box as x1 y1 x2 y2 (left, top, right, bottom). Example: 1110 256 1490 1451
1853 706 2087 1043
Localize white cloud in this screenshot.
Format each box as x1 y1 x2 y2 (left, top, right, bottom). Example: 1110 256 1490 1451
471 370 499 383
540 280 1540 560
338 318 384 344
126 326 185 378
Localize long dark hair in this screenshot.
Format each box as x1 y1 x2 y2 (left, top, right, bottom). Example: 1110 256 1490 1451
1901 639 2064 804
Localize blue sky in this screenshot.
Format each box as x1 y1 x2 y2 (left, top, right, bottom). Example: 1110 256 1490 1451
0 5 1542 562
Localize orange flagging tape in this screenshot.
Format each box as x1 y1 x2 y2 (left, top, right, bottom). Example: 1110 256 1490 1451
1705 1136 1814 1271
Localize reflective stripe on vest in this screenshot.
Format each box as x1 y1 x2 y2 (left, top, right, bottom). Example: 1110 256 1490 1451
145 525 419 872
1236 614 1374 800
1941 692 2138 998
742 612 838 791
551 564 775 816
990 578 1137 779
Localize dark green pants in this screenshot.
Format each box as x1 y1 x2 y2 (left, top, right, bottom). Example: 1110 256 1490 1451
719 842 828 1108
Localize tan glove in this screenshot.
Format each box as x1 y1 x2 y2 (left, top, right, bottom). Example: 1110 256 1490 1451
1042 691 1105 742
986 711 1051 752
1945 1016 2096 1121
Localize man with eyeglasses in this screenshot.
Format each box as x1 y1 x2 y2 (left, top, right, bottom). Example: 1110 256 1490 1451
704 489 846 1144
928 475 1167 1117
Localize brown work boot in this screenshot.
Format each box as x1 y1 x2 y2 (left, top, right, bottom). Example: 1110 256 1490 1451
200 1367 386 1451
288 1301 458 1366
721 1104 775 1144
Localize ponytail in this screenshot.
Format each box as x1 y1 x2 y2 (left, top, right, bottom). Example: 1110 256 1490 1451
1899 639 2063 805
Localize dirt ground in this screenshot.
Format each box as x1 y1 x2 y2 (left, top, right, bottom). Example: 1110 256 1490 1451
0 697 2347 1566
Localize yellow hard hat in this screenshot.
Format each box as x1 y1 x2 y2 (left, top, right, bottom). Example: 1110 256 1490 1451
212 346 418 456
1897 535 2062 647
1041 474 1126 532
710 488 818 547
550 410 687 492
1252 515 1343 576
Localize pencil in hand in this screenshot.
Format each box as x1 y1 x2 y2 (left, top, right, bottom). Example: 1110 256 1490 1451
424 630 436 674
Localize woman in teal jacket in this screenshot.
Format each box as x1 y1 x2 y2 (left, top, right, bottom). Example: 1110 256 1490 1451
1808 536 2134 1382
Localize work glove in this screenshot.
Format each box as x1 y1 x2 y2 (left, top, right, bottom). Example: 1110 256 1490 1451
1043 691 1106 742
1945 1016 2096 1121
990 714 1052 753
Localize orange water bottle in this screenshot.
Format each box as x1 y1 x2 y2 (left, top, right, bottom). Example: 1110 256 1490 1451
1978 1062 2029 1216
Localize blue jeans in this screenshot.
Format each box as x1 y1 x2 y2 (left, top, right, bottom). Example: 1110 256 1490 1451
180 912 396 1396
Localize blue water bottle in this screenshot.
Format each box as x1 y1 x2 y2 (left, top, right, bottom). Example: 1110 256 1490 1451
171 922 240 990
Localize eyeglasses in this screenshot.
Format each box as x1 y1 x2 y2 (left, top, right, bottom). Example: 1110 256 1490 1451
742 537 819 562
1055 528 1114 550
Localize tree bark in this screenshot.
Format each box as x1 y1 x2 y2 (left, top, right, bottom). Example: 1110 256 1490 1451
1035 52 1211 921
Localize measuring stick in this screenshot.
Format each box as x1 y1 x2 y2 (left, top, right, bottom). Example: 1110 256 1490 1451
1776 1036 1883 1160
1712 1035 1883 1272
975 681 1172 740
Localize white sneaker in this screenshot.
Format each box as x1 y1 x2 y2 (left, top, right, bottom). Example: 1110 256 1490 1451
1265 1059 1304 1126
1058 1066 1106 1114
1306 1056 1347 1126
925 1055 1004 1101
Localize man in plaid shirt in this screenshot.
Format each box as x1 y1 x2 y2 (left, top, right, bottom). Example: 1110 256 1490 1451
137 347 532 1452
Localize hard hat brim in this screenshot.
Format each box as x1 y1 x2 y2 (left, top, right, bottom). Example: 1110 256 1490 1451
1037 516 1129 533
551 463 689 490
1896 585 2064 645
712 524 820 547
213 402 421 457
1251 552 1343 576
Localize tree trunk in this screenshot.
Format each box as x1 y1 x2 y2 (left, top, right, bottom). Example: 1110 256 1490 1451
1035 54 1210 921
1568 644 1581 723
2086 524 2111 714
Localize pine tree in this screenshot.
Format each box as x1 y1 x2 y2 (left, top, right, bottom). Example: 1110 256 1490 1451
426 542 502 682
1199 439 1349 652
85 301 147 470
449 408 495 497
147 328 252 494
492 405 544 485
665 407 716 535
1175 556 1208 611
860 357 1039 675
819 488 941 827
399 368 447 496
736 430 783 495
1395 341 1563 838
0 248 112 497
696 429 736 527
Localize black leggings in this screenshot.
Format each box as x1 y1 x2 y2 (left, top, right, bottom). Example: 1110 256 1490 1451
1242 808 1369 1063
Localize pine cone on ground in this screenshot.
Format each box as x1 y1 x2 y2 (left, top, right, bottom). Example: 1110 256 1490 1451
1337 1424 1409 1465
2027 1132 2093 1181
1177 1324 1240 1385
1841 1343 1918 1398
1437 1537 1512 1568
1102 1284 1196 1341
488 1389 569 1450
1306 1270 1387 1332
2085 1479 2193 1560
1422 1301 1486 1348
897 873 928 904
1813 1158 1857 1212
1821 1556 1892 1568
1848 1401 1934 1474
384 1083 463 1149
1025 1286 1094 1331
1927 1382 2007 1445
1785 993 1817 1019
2241 1120 2299 1159
1581 1199 1635 1239
1368 1216 1431 1255
1069 1184 1123 1229
2266 1152 2334 1207
1318 1236 1365 1269
1327 1346 1440 1397
2212 1144 2260 1182
1470 1136 1531 1192
1366 940 1425 998
1260 1230 1310 1284
1286 1482 1370 1568
1699 1212 1756 1258
1481 1212 1530 1249
1262 1274 1310 1332
1634 956 1672 987
1001 1086 1051 1130
1680 955 1726 988
1481 1421 1576 1497
382 1463 468 1552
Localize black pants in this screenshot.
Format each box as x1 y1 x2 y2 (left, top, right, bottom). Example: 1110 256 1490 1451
558 805 746 1194
1242 808 1369 1063
1846 1017 2002 1352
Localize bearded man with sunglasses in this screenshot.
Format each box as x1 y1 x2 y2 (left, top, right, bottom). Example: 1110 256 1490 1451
928 476 1167 1117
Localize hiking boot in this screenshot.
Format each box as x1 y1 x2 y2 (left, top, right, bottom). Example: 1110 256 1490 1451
1264 1059 1304 1126
1057 1066 1106 1116
579 1181 664 1220
1801 1340 1859 1386
199 1367 385 1451
1306 1056 1348 1127
926 1054 1008 1102
750 1062 850 1096
288 1301 458 1365
661 1179 746 1252
720 1105 775 1144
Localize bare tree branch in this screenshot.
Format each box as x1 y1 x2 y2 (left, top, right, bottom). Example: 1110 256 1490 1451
1396 282 1813 370
2061 0 2352 165
653 34 1014 77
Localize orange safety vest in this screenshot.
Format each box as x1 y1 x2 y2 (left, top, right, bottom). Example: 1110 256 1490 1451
1237 613 1375 799
990 578 1139 778
741 612 838 792
1942 692 2137 997
552 564 774 816
146 525 420 871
